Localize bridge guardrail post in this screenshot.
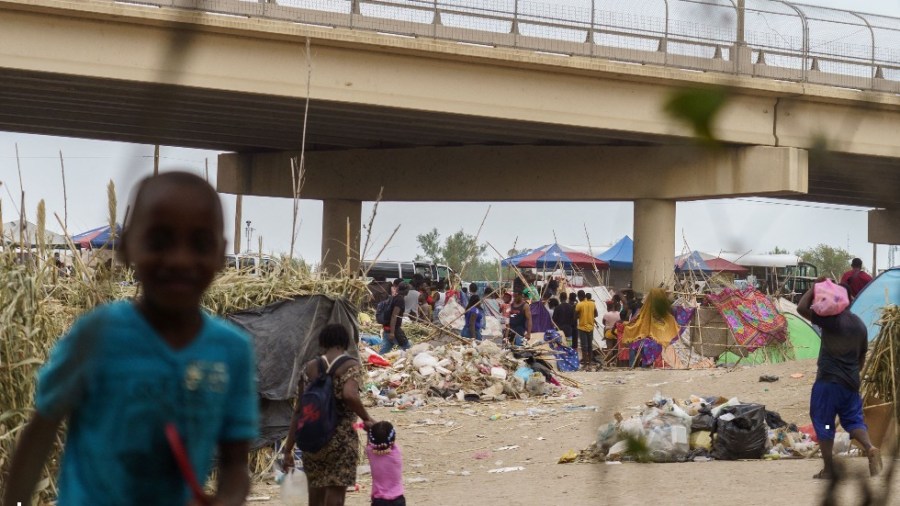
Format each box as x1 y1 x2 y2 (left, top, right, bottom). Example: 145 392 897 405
511 0 520 45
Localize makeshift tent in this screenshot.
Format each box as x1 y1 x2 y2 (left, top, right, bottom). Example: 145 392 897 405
501 243 608 270
717 313 820 365
71 224 122 249
851 267 900 341
597 236 633 269
2 219 67 247
227 295 360 447
675 251 748 274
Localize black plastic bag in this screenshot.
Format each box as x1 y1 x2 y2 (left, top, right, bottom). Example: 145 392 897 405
691 409 716 433
712 404 768 460
765 410 787 429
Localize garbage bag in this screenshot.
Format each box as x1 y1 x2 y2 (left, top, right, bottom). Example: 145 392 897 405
691 408 715 432
712 403 768 460
765 410 787 429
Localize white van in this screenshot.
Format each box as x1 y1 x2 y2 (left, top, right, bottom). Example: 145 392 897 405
362 260 453 284
225 254 276 276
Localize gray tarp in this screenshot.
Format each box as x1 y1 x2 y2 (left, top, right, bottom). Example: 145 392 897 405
228 295 360 446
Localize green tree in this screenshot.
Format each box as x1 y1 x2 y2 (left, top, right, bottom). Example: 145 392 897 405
414 228 488 275
796 244 854 279
415 228 442 263
769 246 789 255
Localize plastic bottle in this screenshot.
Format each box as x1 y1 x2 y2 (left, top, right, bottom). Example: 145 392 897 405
281 468 309 505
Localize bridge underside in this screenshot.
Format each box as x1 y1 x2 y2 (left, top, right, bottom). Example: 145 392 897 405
2 67 898 210
2 0 899 287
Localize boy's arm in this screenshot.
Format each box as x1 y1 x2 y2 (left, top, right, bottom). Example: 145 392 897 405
211 440 251 506
796 286 815 320
2 413 63 506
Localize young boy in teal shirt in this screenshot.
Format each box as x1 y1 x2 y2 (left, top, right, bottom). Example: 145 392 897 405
4 172 259 506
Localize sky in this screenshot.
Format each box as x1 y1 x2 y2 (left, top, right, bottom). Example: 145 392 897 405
1 0 898 271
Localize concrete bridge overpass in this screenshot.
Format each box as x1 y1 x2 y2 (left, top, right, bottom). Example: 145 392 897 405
1 0 899 290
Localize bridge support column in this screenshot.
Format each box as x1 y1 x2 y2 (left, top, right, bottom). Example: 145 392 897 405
632 199 676 294
869 209 900 245
321 199 361 275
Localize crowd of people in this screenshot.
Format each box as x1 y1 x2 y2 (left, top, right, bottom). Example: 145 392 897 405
369 270 653 372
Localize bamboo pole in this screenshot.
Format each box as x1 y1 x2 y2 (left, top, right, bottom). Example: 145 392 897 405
153 144 160 175
59 150 68 231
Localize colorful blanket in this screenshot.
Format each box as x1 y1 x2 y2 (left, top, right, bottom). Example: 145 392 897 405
706 287 787 353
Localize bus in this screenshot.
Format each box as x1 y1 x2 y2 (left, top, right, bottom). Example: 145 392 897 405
362 260 454 284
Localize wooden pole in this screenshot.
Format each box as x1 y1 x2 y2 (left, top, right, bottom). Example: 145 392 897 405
204 158 209 182
59 150 68 231
153 145 160 176
233 195 243 255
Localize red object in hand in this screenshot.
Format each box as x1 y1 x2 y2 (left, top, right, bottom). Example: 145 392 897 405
367 354 392 368
165 423 212 506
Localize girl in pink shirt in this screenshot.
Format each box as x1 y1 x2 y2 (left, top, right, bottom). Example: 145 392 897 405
366 422 405 506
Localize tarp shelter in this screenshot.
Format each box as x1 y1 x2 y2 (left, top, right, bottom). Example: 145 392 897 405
717 313 820 365
675 251 748 274
72 224 122 249
2 219 67 247
851 267 900 341
227 295 360 447
597 236 633 269
501 243 608 270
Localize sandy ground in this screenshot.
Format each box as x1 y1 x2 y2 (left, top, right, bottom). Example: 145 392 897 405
251 359 899 506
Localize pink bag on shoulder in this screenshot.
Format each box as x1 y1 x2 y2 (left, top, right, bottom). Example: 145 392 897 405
810 279 849 317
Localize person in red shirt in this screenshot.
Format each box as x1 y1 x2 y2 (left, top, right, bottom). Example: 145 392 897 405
840 258 874 300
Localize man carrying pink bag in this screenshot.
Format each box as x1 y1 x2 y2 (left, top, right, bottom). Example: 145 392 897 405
798 278 881 480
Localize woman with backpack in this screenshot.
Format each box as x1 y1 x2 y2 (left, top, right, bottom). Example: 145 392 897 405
283 324 378 506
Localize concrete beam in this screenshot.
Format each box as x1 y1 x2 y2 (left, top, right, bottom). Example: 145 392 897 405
321 199 361 275
869 209 900 245
6 0 900 159
218 145 807 202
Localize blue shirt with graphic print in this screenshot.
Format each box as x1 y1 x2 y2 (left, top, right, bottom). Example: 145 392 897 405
36 301 259 505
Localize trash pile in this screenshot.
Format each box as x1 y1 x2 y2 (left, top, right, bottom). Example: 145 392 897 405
358 339 582 408
583 393 834 464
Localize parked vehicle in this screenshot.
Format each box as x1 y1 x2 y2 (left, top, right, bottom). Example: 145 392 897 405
782 262 819 302
225 253 276 276
362 260 454 284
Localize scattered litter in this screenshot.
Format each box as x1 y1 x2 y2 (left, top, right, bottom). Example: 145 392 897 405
495 445 520 451
790 373 804 379
758 375 779 383
583 392 814 464
360 339 582 407
563 405 598 412
407 477 430 484
558 450 578 464
473 451 492 460
488 466 525 473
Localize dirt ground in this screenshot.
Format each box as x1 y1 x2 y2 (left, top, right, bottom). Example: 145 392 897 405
251 359 899 506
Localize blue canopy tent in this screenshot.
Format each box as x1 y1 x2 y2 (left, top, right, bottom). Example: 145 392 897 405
71 224 122 250
597 236 633 269
851 266 900 341
675 251 711 272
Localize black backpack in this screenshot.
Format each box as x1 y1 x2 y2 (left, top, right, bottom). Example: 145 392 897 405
375 299 393 325
294 355 355 453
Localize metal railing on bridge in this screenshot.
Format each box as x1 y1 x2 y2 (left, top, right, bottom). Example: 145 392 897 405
117 0 900 93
